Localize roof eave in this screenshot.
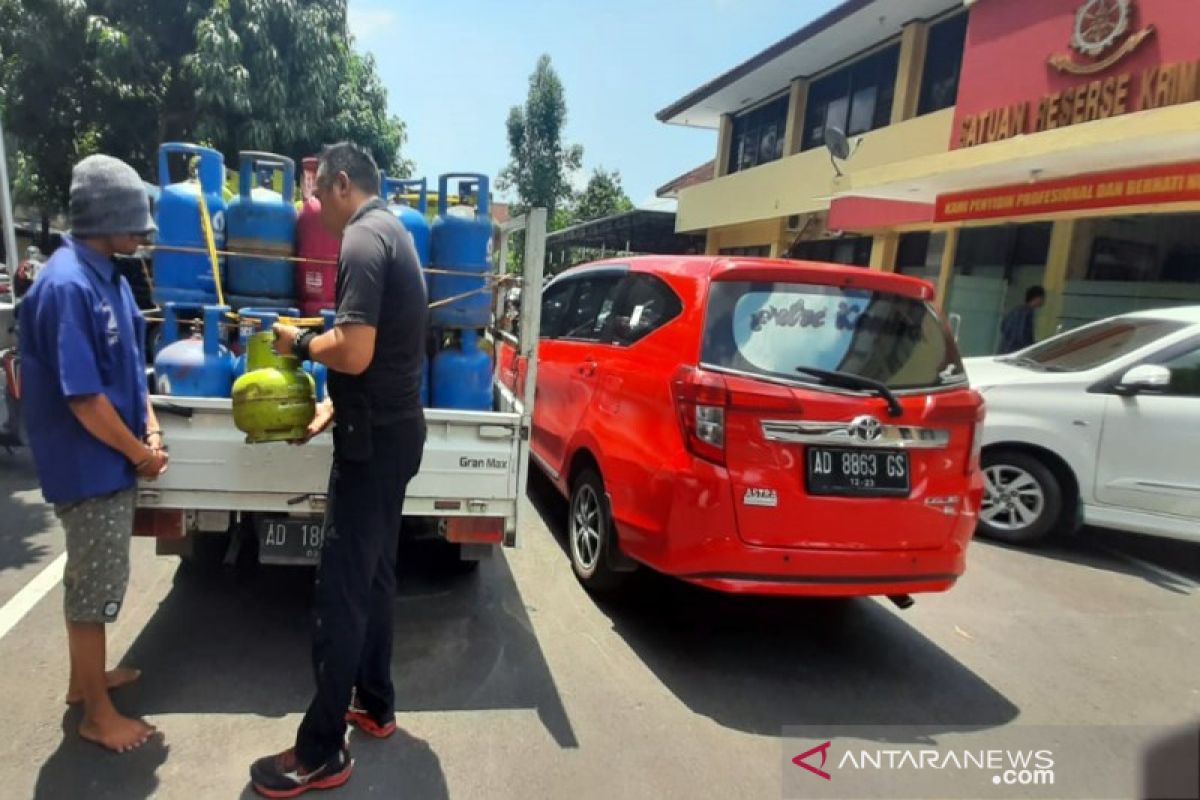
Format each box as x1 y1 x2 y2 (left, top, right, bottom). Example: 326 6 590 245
655 0 875 125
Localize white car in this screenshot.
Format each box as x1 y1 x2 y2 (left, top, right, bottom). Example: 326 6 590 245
965 306 1200 545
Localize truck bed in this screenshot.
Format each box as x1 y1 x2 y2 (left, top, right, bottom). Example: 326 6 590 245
141 396 525 528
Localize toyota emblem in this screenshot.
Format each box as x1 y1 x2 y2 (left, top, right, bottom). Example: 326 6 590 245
848 415 884 443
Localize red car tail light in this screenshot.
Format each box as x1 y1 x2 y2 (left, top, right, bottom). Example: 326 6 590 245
671 366 728 465
967 402 986 476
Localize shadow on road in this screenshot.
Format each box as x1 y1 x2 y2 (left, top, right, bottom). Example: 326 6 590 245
527 466 1020 741
111 541 576 743
0 449 53 574
974 528 1199 595
32 710 168 800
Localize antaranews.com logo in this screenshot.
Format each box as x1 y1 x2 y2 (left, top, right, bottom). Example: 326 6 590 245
781 724 1199 800
792 740 1055 786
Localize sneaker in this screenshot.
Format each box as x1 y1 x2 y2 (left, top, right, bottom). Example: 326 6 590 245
345 698 397 739
250 746 354 798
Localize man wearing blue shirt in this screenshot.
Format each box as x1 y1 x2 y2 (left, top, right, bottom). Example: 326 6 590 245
20 154 169 753
998 285 1046 354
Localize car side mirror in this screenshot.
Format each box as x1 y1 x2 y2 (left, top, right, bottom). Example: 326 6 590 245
1113 364 1171 396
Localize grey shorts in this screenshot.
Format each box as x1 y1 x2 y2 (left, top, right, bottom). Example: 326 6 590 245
54 488 136 624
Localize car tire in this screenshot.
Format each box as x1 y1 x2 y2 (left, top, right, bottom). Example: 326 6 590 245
568 468 626 593
978 450 1064 545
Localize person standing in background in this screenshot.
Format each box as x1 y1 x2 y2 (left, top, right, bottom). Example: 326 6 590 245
20 154 168 753
998 285 1046 354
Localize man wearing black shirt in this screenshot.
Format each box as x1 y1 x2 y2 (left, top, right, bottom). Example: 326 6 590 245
251 142 427 797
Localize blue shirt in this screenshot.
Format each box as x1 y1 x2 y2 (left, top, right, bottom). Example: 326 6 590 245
998 305 1036 355
19 236 148 504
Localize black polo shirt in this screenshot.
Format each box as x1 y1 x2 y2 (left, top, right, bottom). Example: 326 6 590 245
330 198 427 424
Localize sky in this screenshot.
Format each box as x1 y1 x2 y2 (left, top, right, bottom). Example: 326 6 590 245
348 0 842 209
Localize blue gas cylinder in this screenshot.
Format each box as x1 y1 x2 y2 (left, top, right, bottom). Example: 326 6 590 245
430 173 493 328
304 310 337 402
153 144 227 306
381 176 431 267
421 357 430 407
432 329 492 410
154 304 234 397
232 307 295 378
226 152 297 303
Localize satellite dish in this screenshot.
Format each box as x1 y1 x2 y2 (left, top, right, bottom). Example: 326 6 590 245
824 126 861 177
826 126 852 161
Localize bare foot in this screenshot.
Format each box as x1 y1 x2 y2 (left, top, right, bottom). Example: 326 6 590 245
78 714 158 754
66 667 142 705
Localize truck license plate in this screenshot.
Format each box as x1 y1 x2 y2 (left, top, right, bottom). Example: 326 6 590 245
256 518 325 565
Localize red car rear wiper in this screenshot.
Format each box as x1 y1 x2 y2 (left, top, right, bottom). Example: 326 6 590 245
795 366 904 418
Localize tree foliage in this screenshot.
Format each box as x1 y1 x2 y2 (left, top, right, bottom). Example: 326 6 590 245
0 0 410 217
570 167 634 225
499 54 582 224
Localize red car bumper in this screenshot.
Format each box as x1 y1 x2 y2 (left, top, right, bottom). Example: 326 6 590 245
616 463 978 598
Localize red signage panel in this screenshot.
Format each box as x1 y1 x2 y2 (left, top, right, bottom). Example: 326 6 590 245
934 161 1200 222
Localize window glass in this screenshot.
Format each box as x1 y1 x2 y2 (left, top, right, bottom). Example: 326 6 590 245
719 245 771 257
848 85 878 135
786 236 872 266
802 44 900 151
561 275 624 341
540 280 575 339
1161 344 1200 397
1014 317 1186 372
896 232 947 283
610 275 684 346
919 13 969 116
702 281 965 391
726 94 790 175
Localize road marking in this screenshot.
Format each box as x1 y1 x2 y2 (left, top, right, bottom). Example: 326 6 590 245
1098 545 1200 592
0 553 65 641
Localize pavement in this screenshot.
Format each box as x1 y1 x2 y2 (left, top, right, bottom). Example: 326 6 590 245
0 449 1198 799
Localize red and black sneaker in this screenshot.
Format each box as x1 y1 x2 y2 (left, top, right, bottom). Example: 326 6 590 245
250 746 354 798
345 696 397 739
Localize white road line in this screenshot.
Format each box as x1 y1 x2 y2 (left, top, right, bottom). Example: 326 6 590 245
1099 545 1200 592
0 552 65 641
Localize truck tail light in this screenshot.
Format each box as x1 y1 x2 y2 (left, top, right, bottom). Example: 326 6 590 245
446 517 504 544
671 366 727 465
133 508 185 539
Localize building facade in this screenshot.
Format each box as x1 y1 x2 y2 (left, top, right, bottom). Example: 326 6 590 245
659 0 1200 355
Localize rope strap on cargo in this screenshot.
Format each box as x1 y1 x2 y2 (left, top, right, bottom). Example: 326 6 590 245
150 244 510 279
194 186 225 308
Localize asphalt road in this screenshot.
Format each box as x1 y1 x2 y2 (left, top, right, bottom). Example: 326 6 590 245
0 449 1197 799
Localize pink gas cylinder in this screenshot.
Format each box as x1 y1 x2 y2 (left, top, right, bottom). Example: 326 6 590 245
295 156 340 317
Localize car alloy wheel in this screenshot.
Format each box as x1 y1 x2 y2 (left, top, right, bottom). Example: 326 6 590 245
981 464 1046 532
571 483 602 574
567 467 627 592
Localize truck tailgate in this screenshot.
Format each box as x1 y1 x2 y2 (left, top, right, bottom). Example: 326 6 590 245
142 396 523 518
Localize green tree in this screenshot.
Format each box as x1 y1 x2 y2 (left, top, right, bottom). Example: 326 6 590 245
0 0 411 222
500 54 582 225
571 167 634 224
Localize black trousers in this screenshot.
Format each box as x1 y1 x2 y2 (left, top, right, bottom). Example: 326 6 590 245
296 417 425 766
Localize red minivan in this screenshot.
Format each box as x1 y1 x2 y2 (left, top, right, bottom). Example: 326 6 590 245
499 256 984 601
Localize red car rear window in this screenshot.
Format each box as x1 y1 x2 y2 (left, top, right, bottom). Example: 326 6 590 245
701 281 966 391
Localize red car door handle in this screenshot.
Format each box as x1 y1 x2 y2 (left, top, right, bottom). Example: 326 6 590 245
579 359 597 377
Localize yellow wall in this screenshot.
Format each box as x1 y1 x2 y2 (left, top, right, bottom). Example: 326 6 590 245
704 218 785 255
676 109 956 233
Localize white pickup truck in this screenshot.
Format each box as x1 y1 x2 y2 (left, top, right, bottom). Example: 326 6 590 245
135 209 546 569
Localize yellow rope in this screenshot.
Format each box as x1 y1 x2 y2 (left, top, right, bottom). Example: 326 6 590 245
194 185 225 308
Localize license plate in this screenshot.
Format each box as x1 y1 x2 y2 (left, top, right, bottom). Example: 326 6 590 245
806 447 910 497
256 518 325 565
